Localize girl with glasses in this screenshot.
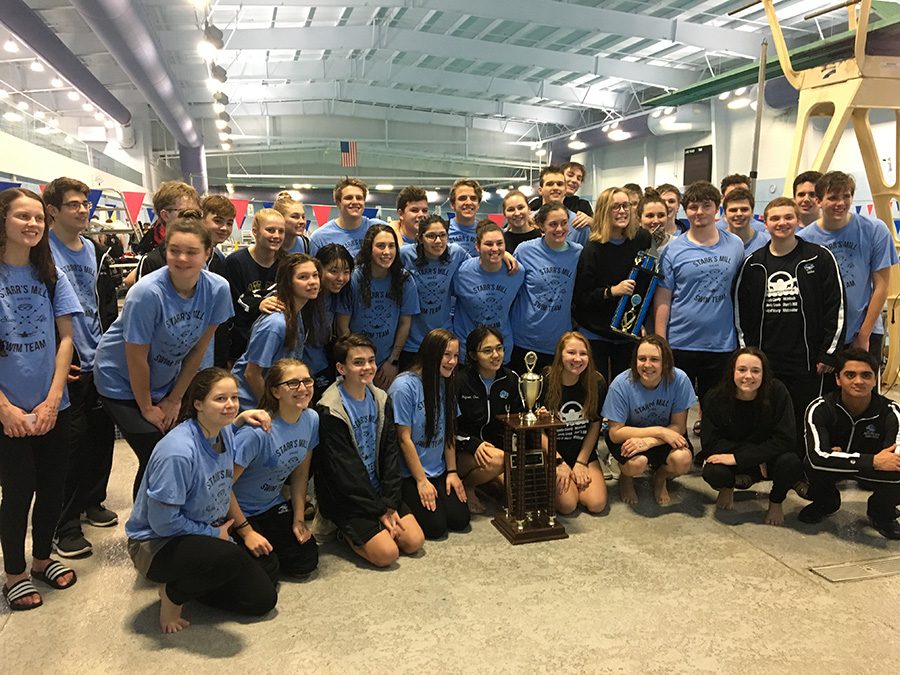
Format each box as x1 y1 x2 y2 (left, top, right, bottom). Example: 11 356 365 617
452 221 524 365
455 326 524 513
398 215 468 371
390 329 470 539
229 359 320 577
573 187 652 385
232 253 327 409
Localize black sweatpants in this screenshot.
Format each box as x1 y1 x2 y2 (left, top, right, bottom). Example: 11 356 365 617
806 469 900 521
401 474 470 540
702 452 803 504
588 339 633 386
100 396 163 500
777 370 823 452
238 501 318 577
672 349 730 407
0 410 71 575
58 373 116 531
146 534 278 616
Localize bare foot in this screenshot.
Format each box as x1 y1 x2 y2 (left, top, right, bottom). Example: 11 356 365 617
716 488 735 511
466 487 486 515
159 585 190 633
619 475 638 505
764 501 784 526
653 471 671 506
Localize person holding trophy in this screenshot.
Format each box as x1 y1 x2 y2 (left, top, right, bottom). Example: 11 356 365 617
602 335 695 506
537 332 608 515
573 187 652 384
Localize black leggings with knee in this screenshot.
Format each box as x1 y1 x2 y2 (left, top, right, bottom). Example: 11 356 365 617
100 396 163 499
702 452 803 504
146 534 278 616
401 474 470 539
0 411 70 575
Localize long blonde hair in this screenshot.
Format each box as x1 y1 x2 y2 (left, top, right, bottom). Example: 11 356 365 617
590 187 638 244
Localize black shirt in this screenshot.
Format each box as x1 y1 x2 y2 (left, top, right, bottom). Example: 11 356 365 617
529 194 593 216
540 378 607 465
503 228 542 254
224 247 279 359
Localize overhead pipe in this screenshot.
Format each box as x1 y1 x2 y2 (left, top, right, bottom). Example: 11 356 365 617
0 0 131 125
68 0 207 191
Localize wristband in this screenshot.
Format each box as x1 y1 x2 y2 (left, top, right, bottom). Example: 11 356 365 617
233 520 250 531
576 460 589 467
446 469 458 474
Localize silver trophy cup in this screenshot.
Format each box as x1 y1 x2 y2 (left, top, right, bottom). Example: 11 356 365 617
518 351 543 424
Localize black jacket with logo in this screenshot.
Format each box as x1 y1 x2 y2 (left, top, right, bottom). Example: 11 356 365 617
455 363 523 455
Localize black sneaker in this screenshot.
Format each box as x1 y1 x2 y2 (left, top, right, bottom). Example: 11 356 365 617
83 504 118 528
54 532 93 558
798 503 838 524
868 516 900 540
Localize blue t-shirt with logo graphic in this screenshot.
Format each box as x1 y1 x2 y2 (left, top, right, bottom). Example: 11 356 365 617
798 213 898 341
233 410 319 516
452 257 525 363
232 311 306 409
48 231 102 372
125 420 235 540
448 218 478 257
0 262 82 412
602 369 696 428
659 231 744 352
308 216 387 258
400 243 468 353
336 268 420 366
511 238 582 354
390 372 448 478
94 268 233 401
339 383 380 491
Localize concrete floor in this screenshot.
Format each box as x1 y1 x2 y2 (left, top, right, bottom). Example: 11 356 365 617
2 422 900 674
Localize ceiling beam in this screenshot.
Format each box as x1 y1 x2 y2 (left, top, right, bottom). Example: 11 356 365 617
158 26 698 89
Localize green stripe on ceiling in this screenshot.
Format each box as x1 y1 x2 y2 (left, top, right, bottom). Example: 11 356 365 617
645 14 900 108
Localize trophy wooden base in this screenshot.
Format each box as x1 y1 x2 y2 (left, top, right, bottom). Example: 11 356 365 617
491 512 568 545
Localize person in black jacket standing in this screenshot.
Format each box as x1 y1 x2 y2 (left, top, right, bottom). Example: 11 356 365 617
573 186 652 384
455 326 523 512
734 197 845 440
801 348 900 539
700 347 802 525
314 334 425 566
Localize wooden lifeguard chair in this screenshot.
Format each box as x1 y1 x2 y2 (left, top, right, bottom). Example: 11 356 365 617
757 0 900 382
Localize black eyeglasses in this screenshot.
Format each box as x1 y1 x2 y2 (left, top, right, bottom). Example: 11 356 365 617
423 232 448 241
277 378 315 390
63 200 91 210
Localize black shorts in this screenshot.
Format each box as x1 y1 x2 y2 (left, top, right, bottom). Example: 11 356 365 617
558 446 599 469
337 502 412 548
606 433 693 472
244 500 318 577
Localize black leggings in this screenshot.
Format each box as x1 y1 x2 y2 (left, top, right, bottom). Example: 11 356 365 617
238 501 318 577
58 373 116 529
588 339 633 386
401 474 470 539
146 534 278 616
672 349 730 407
100 396 163 499
0 410 71 575
702 452 803 504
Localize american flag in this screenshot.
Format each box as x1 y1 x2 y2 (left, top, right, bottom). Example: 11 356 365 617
340 140 358 167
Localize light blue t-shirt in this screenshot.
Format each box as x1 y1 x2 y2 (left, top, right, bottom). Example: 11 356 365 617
94 268 233 401
336 268 420 366
286 237 309 254
0 263 82 412
125 420 235 540
233 410 319 516
400 243 468 352
390 372 447 478
448 218 478 257
741 229 771 256
232 311 306 409
717 217 766 234
532 209 583 245
452 257 525 363
48 231 102 372
798 214 898 341
304 293 337 377
659 231 744 352
339 383 380 491
510 237 582 354
308 216 387 258
602 369 696 427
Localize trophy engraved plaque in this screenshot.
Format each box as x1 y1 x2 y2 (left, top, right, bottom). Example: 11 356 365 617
610 250 661 339
491 413 568 545
518 351 543 424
